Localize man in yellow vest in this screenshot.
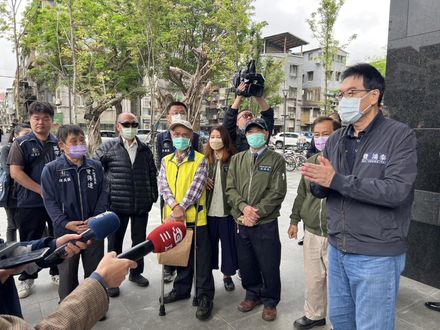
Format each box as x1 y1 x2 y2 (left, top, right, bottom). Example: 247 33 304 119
158 118 214 321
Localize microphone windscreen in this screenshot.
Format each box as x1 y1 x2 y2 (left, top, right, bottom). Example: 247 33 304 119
147 222 187 253
88 211 120 240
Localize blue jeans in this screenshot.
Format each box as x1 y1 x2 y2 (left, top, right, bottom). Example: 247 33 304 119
328 244 405 330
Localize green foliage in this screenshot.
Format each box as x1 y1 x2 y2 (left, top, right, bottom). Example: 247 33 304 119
307 0 356 112
369 58 386 77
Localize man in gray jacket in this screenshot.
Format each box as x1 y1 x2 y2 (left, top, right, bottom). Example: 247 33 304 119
301 63 417 330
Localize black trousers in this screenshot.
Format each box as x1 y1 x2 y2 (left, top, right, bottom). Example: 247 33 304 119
236 220 281 308
58 239 104 301
173 225 215 300
108 213 148 275
15 207 59 280
207 215 238 276
5 207 18 242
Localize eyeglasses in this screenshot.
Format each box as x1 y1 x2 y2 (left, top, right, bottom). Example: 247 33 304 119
238 112 253 120
119 122 139 128
336 89 371 100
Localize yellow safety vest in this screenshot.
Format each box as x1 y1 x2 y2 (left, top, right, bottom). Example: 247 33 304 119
163 150 207 226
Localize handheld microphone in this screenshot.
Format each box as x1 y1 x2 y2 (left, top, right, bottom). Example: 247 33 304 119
44 211 120 262
117 222 186 261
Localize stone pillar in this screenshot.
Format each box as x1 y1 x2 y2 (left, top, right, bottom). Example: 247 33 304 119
386 0 440 288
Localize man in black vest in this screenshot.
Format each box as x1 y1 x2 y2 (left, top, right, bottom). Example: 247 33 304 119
7 101 61 298
155 101 202 283
93 112 158 297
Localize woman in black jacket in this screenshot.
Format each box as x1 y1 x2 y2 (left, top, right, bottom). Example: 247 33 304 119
205 125 238 291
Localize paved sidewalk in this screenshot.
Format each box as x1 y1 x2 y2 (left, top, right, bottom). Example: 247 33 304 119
1 171 439 329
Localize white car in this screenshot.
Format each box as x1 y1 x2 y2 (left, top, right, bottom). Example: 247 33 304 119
271 132 306 149
137 129 151 144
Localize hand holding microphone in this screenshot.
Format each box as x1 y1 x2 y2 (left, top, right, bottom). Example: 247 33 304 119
96 252 138 289
45 211 120 262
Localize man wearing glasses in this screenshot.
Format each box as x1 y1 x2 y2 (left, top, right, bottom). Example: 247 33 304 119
301 63 417 329
7 101 61 298
93 112 158 297
223 82 274 152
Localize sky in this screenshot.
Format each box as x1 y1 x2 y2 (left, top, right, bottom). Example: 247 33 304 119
0 0 391 91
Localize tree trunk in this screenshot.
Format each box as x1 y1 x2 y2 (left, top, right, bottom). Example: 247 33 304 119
68 0 77 123
12 0 21 121
87 115 101 154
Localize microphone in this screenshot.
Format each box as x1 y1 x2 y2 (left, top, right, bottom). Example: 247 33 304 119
117 222 186 261
44 211 120 262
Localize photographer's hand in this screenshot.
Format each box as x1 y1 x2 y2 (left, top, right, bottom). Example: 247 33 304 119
231 82 247 109
254 95 270 112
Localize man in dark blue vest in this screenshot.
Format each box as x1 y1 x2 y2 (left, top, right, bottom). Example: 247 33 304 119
7 101 61 298
155 101 202 283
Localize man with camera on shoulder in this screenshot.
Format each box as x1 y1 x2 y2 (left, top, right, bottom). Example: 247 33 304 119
223 60 274 152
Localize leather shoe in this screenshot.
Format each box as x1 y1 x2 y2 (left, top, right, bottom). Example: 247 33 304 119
425 302 440 312
223 277 235 291
162 289 190 304
129 274 149 287
294 316 326 329
195 295 213 320
262 306 277 321
107 287 120 297
237 299 262 312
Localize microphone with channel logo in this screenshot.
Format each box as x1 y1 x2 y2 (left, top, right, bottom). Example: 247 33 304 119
44 211 120 262
117 222 186 261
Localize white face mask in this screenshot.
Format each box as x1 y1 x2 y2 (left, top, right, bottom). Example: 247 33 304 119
338 92 372 125
171 114 186 122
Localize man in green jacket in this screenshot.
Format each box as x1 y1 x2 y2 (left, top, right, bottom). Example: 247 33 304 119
226 118 287 322
288 116 338 330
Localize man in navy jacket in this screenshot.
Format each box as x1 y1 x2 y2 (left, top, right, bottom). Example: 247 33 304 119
41 125 107 301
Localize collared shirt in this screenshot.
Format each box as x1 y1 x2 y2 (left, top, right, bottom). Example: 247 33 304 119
158 148 208 210
344 112 383 174
122 137 138 165
250 145 267 163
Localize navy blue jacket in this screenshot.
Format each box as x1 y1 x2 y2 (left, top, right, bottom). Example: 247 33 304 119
311 112 417 256
41 154 108 237
8 132 61 208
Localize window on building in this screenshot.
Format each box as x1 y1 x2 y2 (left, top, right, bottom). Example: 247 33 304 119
335 71 342 81
326 71 334 80
335 55 346 63
289 64 298 78
308 53 313 60
288 87 297 98
313 109 320 117
307 71 314 81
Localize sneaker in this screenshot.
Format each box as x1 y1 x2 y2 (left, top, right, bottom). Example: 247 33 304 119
51 275 60 285
195 295 213 320
18 279 34 299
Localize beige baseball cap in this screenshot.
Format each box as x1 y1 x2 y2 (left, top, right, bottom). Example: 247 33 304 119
169 118 193 131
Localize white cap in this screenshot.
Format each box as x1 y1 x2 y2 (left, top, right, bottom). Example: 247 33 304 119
169 118 193 131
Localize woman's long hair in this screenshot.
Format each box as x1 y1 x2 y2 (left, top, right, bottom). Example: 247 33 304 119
205 125 235 166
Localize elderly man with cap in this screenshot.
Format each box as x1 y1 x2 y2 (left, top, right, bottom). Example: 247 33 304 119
223 83 274 152
226 118 287 321
158 118 215 321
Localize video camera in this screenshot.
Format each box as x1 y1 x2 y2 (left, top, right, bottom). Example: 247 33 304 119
232 60 265 98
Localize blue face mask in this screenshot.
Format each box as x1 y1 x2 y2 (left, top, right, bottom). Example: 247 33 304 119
173 137 191 151
246 133 266 149
337 92 372 125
